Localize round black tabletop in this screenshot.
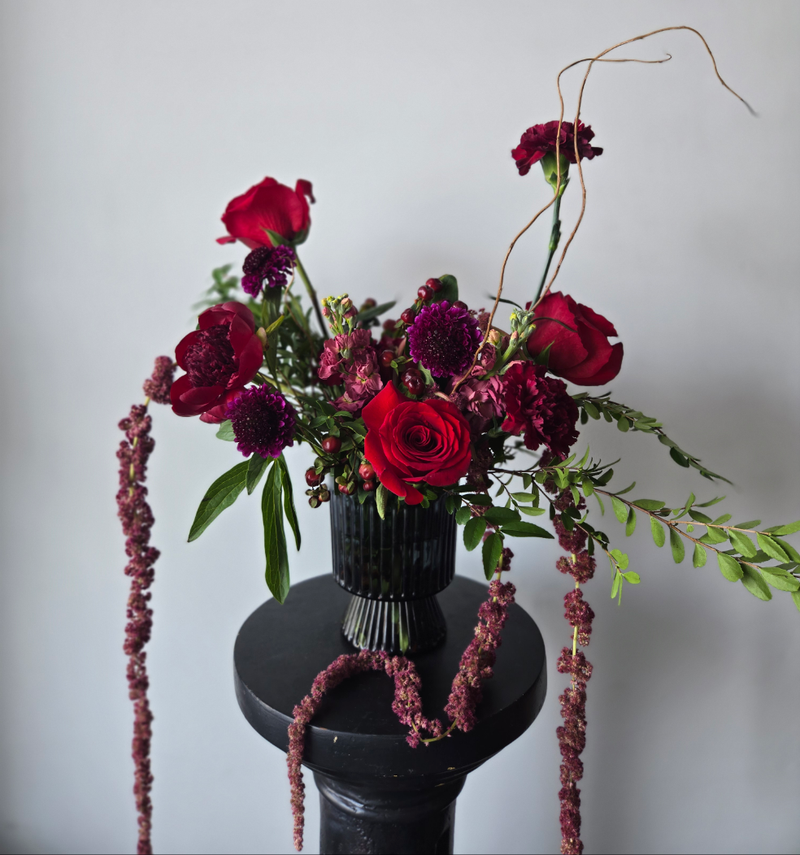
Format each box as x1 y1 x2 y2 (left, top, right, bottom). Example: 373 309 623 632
234 575 547 781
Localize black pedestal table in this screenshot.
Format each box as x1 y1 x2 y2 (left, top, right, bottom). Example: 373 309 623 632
234 575 547 854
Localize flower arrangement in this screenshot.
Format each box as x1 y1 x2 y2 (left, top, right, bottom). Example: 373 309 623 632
117 27 800 855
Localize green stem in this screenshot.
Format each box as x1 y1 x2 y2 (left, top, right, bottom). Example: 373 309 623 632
533 193 562 305
294 252 327 337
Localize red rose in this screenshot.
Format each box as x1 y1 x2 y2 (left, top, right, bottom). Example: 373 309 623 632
170 302 264 420
216 177 315 249
363 383 472 505
526 292 623 386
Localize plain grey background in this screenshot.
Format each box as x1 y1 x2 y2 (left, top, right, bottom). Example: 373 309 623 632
1 1 799 853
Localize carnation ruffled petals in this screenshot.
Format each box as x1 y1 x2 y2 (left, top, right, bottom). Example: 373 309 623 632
362 384 472 504
512 120 603 176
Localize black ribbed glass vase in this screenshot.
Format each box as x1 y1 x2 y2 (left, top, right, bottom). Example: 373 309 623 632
329 490 457 655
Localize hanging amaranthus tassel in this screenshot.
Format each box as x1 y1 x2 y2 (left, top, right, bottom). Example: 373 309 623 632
554 496 596 855
116 357 174 855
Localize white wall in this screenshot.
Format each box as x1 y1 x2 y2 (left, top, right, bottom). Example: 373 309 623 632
1 2 798 853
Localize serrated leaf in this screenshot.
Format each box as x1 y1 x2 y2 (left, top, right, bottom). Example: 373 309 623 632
455 506 472 525
669 527 685 564
740 565 772 601
729 530 757 559
772 520 800 536
625 507 637 537
482 532 504 579
733 520 761 531
717 553 743 582
375 483 389 520
277 455 301 551
759 567 800 592
650 517 665 547
501 521 554 539
692 543 707 568
216 420 236 441
622 571 641 584
611 496 628 524
188 461 249 542
756 533 789 563
773 537 800 563
246 454 270 495
262 465 290 603
484 507 520 526
632 499 664 511
464 517 487 551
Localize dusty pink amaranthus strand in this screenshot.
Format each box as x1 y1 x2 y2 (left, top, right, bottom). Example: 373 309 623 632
554 496 596 855
287 575 516 851
116 356 174 855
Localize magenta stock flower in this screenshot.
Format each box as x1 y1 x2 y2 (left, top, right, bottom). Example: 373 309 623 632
317 329 384 412
512 120 603 176
407 301 482 378
225 386 297 458
454 373 504 433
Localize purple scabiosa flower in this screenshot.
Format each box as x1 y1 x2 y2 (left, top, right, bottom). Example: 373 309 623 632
407 300 482 378
241 245 296 297
225 386 296 458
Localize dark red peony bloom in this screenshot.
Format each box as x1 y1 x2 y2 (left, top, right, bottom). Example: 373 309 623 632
217 177 315 249
512 121 603 176
170 302 263 420
501 362 579 459
363 383 472 505
526 292 623 386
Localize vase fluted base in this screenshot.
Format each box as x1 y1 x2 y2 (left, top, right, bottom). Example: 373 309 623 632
341 593 446 655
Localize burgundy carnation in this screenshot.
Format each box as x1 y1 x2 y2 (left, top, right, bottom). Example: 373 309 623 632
170 302 263 421
407 301 482 378
242 245 296 297
501 362 579 459
225 386 296 459
512 121 603 176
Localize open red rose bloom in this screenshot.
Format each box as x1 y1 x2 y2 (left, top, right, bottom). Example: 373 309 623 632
362 383 472 505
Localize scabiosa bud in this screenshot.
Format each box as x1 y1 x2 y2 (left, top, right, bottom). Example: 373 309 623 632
242 245 296 297
407 300 482 378
225 386 296 459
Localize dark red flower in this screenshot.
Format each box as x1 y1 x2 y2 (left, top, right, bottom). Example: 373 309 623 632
526 292 623 386
217 177 315 249
501 362 579 459
362 383 472 505
170 302 263 419
512 121 602 176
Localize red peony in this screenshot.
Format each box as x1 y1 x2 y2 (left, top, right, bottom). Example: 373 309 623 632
512 120 602 176
170 302 264 420
501 362 579 459
526 292 623 386
216 177 315 249
362 383 472 505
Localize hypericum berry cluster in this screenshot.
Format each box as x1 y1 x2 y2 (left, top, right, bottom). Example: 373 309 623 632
304 465 331 508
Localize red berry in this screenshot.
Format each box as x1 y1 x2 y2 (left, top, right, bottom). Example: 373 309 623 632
453 300 468 310
402 369 424 396
305 468 322 487
362 480 377 492
338 482 356 495
380 349 395 368
426 278 442 292
322 436 341 454
359 463 375 481
382 319 397 331
417 285 433 302
361 298 377 309
400 308 417 325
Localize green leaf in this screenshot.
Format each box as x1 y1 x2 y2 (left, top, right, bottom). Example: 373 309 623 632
581 477 594 497
632 499 664 511
483 507 520 526
615 482 637 496
692 543 708 568
433 274 458 305
482 532 503 579
756 533 789 563
688 510 713 524
501 521 554 539
696 495 726 508
622 571 641 584
246 454 270 495
733 520 761 531
518 506 546 517
729 530 757 559
610 571 621 599
717 553 743 582
188 461 249 542
463 517 487 551
740 565 772 601
375 483 389 520
773 537 800 563
263 228 290 247
216 420 236 441
759 567 800 592
617 416 630 432
277 455 301 551
772 520 800 536
510 492 536 503
712 513 732 525
455 506 472 525
700 527 728 545
611 496 628 524
791 591 800 613
625 507 637 537
356 300 397 324
594 492 605 516
610 548 629 570
669 527 685 564
584 401 600 419
262 465 290 603
670 447 690 467
650 517 666 547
